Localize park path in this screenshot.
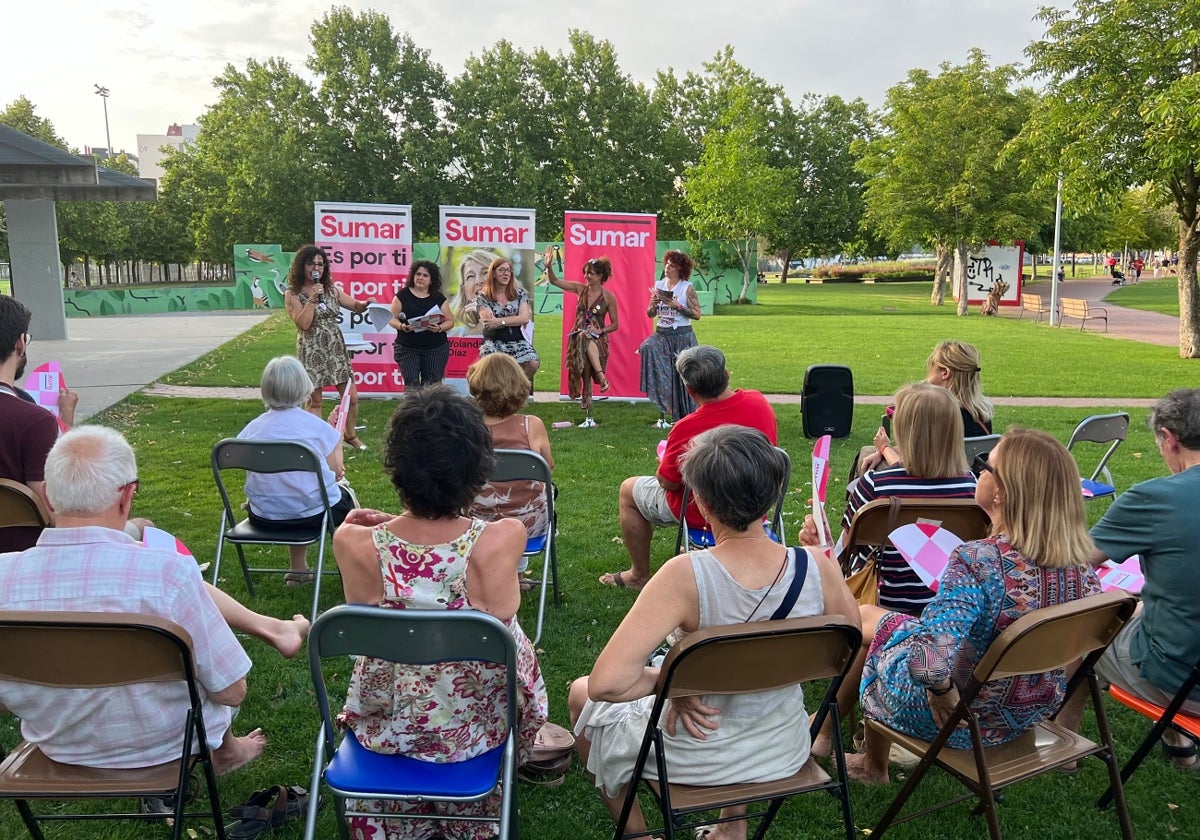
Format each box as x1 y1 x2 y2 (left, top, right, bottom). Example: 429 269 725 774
141 279 1173 410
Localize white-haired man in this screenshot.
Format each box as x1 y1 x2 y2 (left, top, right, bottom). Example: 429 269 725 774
0 426 297 774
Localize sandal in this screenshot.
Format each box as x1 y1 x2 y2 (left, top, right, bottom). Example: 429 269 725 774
343 437 368 452
1162 737 1199 770
599 570 643 590
228 784 300 839
599 376 611 393
284 570 314 587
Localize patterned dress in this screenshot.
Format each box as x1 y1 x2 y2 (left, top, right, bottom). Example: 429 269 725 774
565 289 610 410
296 289 352 388
337 519 549 840
638 279 697 420
860 535 1101 748
477 288 539 366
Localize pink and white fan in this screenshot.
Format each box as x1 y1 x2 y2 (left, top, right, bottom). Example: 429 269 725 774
22 361 70 432
889 522 964 593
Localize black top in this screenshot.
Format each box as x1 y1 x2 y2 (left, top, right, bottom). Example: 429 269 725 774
393 288 448 350
961 406 993 439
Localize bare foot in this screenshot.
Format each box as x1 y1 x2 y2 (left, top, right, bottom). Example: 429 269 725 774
598 570 646 590
266 614 310 659
844 751 889 785
695 822 747 840
810 727 832 758
212 727 266 775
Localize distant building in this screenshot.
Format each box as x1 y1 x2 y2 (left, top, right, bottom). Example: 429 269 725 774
136 123 200 181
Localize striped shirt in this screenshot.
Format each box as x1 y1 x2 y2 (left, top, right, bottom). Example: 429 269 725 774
841 465 978 614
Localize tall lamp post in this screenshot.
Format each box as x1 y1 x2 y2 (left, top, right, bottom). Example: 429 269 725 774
93 84 111 156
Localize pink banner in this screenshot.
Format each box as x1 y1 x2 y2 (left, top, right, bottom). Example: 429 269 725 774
561 211 658 399
314 201 412 394
439 206 539 393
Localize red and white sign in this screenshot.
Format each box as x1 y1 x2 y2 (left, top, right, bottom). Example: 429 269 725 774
954 241 1025 307
561 211 657 400
314 202 412 395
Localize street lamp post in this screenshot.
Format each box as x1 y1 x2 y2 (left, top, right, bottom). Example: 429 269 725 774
93 84 111 156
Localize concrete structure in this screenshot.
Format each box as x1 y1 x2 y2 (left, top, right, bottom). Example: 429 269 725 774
137 123 199 181
0 125 156 339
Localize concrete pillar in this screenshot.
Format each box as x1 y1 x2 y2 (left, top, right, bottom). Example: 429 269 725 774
6 199 67 340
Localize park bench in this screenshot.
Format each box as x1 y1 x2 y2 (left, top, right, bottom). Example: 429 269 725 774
1019 293 1052 323
1059 297 1107 332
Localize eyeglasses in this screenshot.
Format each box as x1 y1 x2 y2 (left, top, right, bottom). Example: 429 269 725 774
23 332 32 347
305 258 326 267
120 478 140 495
972 453 994 476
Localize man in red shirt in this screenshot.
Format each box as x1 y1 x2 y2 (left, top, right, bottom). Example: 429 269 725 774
603 345 777 589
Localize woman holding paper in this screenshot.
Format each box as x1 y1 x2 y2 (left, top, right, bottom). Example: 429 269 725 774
846 428 1101 783
284 245 373 451
639 249 702 429
388 260 452 389
544 248 619 427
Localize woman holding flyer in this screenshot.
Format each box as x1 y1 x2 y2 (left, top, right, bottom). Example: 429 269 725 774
284 245 373 451
476 257 540 391
846 429 1101 784
639 249 702 429
388 259 452 389
544 247 619 427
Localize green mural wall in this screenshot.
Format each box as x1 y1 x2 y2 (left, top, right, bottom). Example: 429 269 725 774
62 240 756 317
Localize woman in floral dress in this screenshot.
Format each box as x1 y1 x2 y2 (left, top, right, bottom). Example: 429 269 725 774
333 385 549 839
543 247 620 427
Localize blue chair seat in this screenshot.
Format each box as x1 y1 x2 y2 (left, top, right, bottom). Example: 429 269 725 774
325 731 505 799
1081 478 1115 499
524 533 548 555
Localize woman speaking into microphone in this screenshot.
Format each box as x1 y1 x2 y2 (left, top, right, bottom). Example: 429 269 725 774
284 245 374 451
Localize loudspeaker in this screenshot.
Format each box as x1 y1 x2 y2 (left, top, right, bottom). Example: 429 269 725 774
802 365 853 439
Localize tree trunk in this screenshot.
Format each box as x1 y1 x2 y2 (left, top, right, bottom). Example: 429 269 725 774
930 244 952 305
737 237 751 303
1178 220 1200 357
779 248 790 284
954 242 970 316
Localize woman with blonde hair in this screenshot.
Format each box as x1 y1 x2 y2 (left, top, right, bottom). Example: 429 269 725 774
448 248 497 337
847 428 1101 783
927 340 993 438
476 257 539 390
466 353 553 545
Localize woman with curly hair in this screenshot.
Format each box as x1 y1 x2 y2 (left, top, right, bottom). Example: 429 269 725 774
639 249 701 428
388 259 453 389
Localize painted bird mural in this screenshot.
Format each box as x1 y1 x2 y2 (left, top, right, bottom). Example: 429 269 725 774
245 248 275 264
252 275 270 308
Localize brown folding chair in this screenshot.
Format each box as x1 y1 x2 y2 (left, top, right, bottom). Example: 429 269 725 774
613 615 862 840
0 479 52 531
0 611 227 840
837 497 991 575
864 590 1138 840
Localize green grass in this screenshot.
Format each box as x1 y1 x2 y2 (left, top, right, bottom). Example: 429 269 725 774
166 283 1198 399
1106 277 1182 317
4 385 1194 839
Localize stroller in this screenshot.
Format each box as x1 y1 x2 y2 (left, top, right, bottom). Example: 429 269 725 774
1110 265 1126 286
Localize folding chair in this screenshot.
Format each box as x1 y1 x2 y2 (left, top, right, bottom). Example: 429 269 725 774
490 450 557 646
0 611 227 840
304 605 519 840
865 590 1138 840
676 447 791 553
1067 413 1129 500
0 479 51 531
964 435 1001 476
210 439 335 625
1098 651 1200 809
614 615 862 840
837 497 991 575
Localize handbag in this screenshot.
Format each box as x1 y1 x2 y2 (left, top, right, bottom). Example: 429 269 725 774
518 721 575 787
842 496 903 607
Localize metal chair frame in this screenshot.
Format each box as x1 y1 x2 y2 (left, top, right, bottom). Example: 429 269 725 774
1066 413 1130 496
675 447 791 554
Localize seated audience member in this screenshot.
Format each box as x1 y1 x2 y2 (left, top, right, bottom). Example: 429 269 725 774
1060 389 1200 767
863 340 993 473
847 428 1101 783
0 295 77 552
0 426 308 773
608 345 777 590
332 386 548 838
571 426 858 839
466 352 554 542
238 356 356 586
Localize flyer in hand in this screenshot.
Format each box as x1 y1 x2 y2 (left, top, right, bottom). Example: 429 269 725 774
22 361 70 432
890 522 964 593
811 435 832 547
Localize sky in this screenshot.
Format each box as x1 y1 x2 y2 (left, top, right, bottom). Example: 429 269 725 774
2 0 1064 155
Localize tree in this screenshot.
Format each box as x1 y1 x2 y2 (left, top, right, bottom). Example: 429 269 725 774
1105 185 1178 257
1023 0 1200 356
767 95 874 282
686 54 787 302
858 50 1046 312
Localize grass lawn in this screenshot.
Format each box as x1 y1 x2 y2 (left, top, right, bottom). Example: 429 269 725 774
166 283 1199 399
2 382 1194 839
1106 277 1183 317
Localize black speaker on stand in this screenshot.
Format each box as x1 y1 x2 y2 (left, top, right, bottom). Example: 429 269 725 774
801 365 853 438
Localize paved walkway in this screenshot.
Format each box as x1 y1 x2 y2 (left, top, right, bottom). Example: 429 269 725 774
48 281 1180 416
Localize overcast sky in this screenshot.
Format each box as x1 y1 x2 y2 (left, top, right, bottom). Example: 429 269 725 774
3 0 1064 154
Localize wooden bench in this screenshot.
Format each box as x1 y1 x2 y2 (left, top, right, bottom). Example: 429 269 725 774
1059 297 1107 332
1019 293 1052 323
